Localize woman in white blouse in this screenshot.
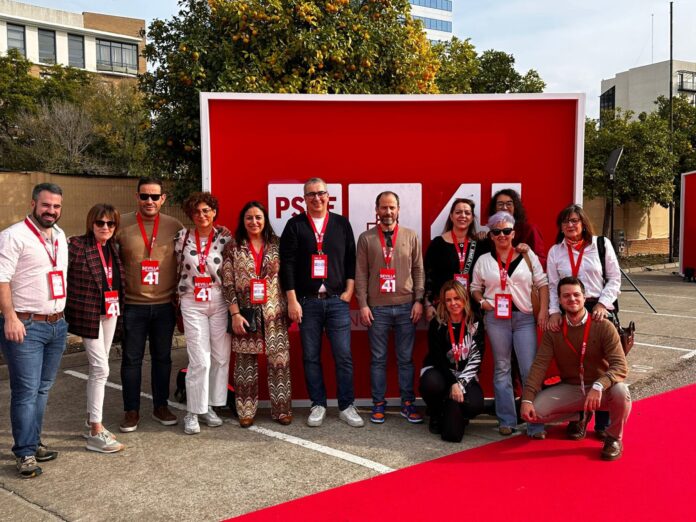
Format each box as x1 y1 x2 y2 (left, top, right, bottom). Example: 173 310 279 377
546 204 621 437
471 211 549 438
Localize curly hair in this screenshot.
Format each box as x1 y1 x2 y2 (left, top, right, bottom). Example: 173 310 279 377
183 192 219 221
488 188 527 223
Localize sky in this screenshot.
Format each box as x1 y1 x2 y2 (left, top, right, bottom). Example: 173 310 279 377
23 0 696 117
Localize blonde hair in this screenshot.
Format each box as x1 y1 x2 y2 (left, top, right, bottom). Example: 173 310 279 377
435 280 474 329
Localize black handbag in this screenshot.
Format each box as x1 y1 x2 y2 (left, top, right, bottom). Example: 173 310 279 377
228 307 258 334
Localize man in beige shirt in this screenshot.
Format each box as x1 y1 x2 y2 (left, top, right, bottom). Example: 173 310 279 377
116 177 183 432
355 191 425 425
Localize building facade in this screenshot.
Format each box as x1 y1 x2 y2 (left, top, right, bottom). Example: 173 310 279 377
409 0 453 42
0 0 145 78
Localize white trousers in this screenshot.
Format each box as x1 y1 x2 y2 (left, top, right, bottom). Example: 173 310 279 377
181 287 231 414
83 315 118 423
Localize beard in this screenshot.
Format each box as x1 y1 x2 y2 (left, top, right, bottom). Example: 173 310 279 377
33 207 60 228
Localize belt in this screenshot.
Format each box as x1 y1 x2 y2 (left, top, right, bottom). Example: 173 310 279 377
315 292 329 300
15 312 64 323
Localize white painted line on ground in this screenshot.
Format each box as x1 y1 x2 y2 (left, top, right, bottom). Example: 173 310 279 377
681 350 696 360
622 309 696 319
63 370 394 474
249 425 394 475
641 293 696 300
633 342 693 352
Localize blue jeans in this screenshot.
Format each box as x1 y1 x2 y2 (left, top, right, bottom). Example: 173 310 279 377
368 302 416 404
484 311 545 435
121 303 176 411
299 295 354 410
0 315 67 457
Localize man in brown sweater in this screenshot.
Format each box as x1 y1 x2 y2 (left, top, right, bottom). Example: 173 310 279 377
116 177 183 432
356 191 425 425
521 276 631 460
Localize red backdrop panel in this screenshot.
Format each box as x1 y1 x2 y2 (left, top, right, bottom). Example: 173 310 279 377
204 95 581 402
681 172 696 274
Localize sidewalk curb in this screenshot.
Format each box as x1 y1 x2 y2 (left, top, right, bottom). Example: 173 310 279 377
622 262 679 274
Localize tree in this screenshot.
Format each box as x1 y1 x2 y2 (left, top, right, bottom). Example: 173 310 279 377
471 50 545 94
141 0 439 196
432 37 479 94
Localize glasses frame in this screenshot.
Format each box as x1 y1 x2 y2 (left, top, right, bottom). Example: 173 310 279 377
304 191 328 199
490 227 514 236
138 193 163 201
94 219 116 229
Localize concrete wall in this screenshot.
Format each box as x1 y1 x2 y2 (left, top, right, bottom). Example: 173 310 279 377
0 172 191 237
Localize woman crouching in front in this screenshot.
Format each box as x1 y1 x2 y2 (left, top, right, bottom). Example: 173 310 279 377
419 280 485 442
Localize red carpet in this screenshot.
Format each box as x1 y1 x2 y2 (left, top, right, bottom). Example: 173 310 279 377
230 384 696 522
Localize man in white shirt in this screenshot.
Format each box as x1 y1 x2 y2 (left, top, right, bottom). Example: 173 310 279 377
0 183 68 479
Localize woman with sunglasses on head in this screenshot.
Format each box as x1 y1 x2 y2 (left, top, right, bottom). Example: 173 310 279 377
174 192 232 435
471 211 549 438
488 189 546 268
420 280 485 442
546 204 621 438
222 201 292 428
66 204 126 453
424 198 489 322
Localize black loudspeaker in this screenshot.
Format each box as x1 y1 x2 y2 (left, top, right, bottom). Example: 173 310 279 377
684 267 695 282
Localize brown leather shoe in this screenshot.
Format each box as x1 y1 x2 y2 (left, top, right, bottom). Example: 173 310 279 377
119 410 140 433
499 426 514 436
528 431 547 440
601 437 623 461
594 428 608 441
151 406 178 426
276 415 292 426
567 411 593 441
239 418 254 428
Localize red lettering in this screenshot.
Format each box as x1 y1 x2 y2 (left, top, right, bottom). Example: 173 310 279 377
275 197 290 218
291 196 305 216
328 196 337 211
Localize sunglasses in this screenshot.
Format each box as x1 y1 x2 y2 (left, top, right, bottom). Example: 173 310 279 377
95 220 116 229
490 228 513 236
304 191 328 199
139 193 163 201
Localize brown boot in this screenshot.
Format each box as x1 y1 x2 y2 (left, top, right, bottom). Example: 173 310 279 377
151 405 178 426
566 411 593 440
119 410 140 433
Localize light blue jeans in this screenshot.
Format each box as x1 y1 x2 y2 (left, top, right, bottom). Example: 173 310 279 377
368 302 416 404
484 311 545 435
0 316 67 457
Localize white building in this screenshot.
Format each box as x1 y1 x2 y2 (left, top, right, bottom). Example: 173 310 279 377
600 59 696 116
409 0 453 42
0 0 145 78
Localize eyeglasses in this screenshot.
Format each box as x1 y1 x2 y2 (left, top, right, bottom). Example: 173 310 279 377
95 220 116 229
139 193 163 201
193 208 213 216
490 228 513 236
304 191 328 199
496 200 514 208
562 218 582 225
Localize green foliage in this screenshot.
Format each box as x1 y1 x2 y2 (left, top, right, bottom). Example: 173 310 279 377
431 37 478 94
471 50 545 94
654 94 696 177
141 0 439 196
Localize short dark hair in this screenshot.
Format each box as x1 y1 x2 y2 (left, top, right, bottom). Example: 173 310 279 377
183 192 218 221
443 198 477 239
86 203 120 236
137 176 164 192
32 183 62 201
375 191 400 207
235 201 276 244
489 189 526 223
555 204 595 244
557 276 586 297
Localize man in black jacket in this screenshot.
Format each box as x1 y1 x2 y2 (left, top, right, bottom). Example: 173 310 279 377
280 178 363 428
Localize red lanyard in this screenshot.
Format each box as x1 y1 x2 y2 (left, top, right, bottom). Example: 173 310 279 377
308 213 329 253
195 229 215 275
448 320 466 364
496 249 515 291
136 213 159 259
566 241 586 278
96 242 114 290
24 217 58 268
562 313 593 394
451 231 469 273
377 225 399 268
249 239 265 277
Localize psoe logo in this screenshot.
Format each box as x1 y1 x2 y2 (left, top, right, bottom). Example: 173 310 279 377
268 184 343 234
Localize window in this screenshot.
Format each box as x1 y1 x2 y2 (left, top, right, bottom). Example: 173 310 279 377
38 29 56 64
68 34 85 68
96 39 138 75
7 24 25 56
599 86 615 112
410 0 453 12
677 71 696 92
412 16 452 33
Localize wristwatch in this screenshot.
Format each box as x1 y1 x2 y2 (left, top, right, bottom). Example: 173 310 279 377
592 382 604 392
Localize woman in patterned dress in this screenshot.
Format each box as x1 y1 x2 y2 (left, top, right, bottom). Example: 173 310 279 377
222 201 292 427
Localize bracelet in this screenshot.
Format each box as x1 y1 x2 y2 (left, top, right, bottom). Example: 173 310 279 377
521 399 534 405
231 312 240 317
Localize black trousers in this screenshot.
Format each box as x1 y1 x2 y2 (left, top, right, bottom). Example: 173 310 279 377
420 368 484 442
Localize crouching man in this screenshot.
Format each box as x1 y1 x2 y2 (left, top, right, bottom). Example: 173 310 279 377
520 276 631 460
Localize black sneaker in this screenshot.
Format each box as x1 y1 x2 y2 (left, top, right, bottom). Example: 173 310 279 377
16 456 42 479
35 443 58 462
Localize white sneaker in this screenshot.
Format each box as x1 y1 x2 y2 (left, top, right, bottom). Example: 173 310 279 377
307 405 327 427
86 431 125 454
199 407 223 427
339 405 364 427
184 412 200 435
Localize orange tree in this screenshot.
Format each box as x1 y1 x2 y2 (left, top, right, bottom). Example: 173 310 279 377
141 0 439 196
